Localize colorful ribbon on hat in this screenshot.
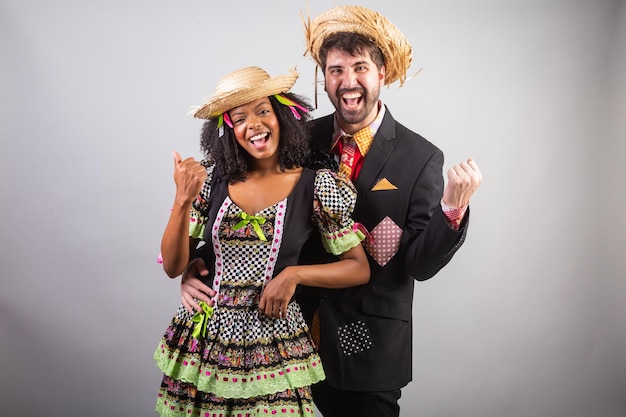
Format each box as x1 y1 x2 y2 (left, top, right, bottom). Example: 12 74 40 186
275 94 308 120
217 112 234 137
233 212 267 241
191 301 214 339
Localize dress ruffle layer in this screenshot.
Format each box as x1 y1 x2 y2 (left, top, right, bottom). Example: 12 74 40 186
155 380 316 417
154 337 324 399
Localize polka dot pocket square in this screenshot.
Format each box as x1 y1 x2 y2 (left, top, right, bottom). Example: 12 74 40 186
364 216 403 267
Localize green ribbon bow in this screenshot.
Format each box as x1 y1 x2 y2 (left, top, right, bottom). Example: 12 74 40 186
232 212 267 241
191 301 214 339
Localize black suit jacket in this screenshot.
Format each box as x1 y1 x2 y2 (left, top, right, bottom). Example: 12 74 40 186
298 107 469 392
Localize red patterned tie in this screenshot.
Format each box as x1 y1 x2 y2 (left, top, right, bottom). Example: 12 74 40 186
339 135 357 179
338 127 374 180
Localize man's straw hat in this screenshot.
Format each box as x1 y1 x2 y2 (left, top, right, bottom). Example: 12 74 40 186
192 66 299 119
303 5 413 87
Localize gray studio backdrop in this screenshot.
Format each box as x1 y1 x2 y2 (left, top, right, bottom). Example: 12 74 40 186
1 0 625 416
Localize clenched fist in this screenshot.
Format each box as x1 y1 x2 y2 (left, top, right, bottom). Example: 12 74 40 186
442 158 482 209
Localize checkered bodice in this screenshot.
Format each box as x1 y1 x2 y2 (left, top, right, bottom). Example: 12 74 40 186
209 198 285 307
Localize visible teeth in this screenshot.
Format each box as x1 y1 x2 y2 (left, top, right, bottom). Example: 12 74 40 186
342 92 361 99
249 133 267 142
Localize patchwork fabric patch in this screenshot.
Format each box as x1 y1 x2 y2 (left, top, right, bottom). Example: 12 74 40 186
364 216 403 266
337 320 373 356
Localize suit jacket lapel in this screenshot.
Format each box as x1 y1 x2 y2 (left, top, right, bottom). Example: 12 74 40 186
354 109 397 209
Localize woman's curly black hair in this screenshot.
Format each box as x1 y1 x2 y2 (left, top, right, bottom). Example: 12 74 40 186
199 92 314 183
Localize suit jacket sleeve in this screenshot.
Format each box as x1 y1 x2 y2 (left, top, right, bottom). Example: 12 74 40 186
401 147 469 281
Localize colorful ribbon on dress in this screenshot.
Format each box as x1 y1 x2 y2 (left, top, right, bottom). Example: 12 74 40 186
191 301 214 339
233 212 267 241
353 222 373 243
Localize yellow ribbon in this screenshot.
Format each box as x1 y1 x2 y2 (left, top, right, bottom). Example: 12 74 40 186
191 301 214 339
233 212 267 241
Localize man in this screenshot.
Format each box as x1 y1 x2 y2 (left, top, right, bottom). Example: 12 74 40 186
179 6 482 417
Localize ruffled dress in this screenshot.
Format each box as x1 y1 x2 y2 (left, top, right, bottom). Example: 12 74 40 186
154 165 364 417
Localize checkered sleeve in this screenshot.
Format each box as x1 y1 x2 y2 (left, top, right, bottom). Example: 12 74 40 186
189 160 215 240
312 169 366 256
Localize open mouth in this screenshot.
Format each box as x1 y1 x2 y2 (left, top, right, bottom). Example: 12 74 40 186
341 91 363 108
248 132 270 148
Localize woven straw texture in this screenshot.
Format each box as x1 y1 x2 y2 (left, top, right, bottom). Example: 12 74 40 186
192 66 298 119
303 6 413 87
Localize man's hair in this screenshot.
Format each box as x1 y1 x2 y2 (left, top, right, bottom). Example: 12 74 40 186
318 32 385 72
199 93 313 183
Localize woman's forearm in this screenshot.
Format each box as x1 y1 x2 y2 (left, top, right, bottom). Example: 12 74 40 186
288 245 370 288
160 201 194 278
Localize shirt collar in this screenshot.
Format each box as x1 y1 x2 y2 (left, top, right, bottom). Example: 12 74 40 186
331 101 386 156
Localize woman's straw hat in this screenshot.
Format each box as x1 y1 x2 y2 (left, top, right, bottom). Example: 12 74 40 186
192 66 299 119
303 6 413 87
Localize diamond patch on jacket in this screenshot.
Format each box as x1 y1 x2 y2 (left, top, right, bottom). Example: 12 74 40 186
364 216 403 267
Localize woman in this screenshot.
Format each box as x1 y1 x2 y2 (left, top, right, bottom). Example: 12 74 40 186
154 66 369 417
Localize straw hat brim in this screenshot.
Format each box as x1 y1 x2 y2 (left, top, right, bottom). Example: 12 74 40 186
192 67 299 119
303 6 413 86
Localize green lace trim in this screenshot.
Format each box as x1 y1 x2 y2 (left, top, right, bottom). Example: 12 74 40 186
154 344 325 399
322 225 366 256
155 395 316 417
